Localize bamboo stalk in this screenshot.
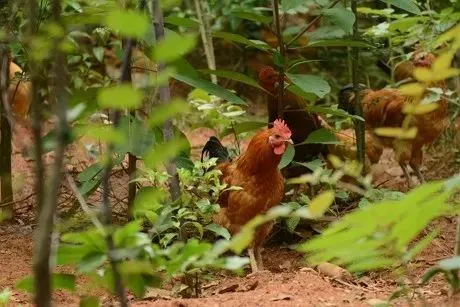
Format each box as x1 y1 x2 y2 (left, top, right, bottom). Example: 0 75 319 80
272 0 285 119
350 0 365 166
194 0 217 84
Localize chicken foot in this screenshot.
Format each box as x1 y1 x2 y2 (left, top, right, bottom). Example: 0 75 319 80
248 247 264 272
399 162 415 188
409 162 425 184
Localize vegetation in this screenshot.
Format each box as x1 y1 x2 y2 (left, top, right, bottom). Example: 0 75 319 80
0 0 459 306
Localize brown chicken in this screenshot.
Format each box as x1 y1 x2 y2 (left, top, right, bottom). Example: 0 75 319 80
8 59 31 120
317 116 385 181
201 120 293 272
338 53 448 187
258 66 327 178
378 49 436 83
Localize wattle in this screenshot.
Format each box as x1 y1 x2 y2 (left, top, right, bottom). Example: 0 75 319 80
273 143 286 155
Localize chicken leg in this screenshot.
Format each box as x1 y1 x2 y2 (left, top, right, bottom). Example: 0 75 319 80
248 247 264 272
409 161 425 184
248 248 259 272
399 162 415 188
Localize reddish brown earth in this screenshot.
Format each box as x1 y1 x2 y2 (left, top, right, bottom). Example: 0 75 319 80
0 124 459 306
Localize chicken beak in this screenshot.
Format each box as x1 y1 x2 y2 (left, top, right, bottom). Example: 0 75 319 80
285 138 294 145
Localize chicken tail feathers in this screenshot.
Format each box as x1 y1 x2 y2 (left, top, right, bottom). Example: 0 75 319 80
201 136 230 164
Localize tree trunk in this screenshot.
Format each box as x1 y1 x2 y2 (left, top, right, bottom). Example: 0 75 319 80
152 0 181 201
0 45 13 217
33 0 69 305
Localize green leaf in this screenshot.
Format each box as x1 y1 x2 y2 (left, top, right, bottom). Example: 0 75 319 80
308 190 335 218
438 256 460 271
285 73 331 98
0 288 11 305
294 159 325 171
285 202 302 233
221 121 266 137
212 32 272 51
105 9 150 39
173 73 247 105
307 105 364 121
278 144 295 169
78 253 107 273
92 47 104 62
307 39 374 48
299 128 339 145
323 8 355 34
76 124 126 145
164 15 200 28
144 138 188 168
153 33 197 63
223 256 250 270
16 274 76 293
421 267 444 285
199 69 266 92
281 0 304 11
348 257 396 272
80 296 100 307
98 85 143 110
176 156 194 170
229 228 254 254
57 244 89 265
230 9 272 24
133 187 165 219
148 99 189 127
205 223 232 240
379 0 420 15
404 229 439 262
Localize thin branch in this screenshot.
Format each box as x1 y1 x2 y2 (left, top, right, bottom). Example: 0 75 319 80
100 2 148 305
33 0 69 305
126 38 137 220
65 174 105 233
456 215 460 256
0 191 36 207
272 0 285 119
286 0 342 48
350 0 365 167
101 25 135 307
152 0 181 201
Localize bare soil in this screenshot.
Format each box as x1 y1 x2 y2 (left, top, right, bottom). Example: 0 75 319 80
0 125 459 306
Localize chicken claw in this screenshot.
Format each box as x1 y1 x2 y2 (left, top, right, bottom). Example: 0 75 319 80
248 248 259 272
399 162 415 188
409 162 425 184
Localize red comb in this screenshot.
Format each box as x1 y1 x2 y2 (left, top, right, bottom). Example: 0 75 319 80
258 66 277 80
273 119 292 139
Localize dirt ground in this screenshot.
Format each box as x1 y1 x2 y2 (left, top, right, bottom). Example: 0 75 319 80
0 124 459 306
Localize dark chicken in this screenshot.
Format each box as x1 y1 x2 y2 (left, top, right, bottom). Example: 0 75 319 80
258 66 327 178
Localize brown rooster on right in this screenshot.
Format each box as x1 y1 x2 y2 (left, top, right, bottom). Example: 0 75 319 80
338 52 448 187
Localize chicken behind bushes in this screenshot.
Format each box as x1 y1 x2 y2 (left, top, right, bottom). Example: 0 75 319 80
338 52 448 187
201 119 293 272
8 59 31 121
258 66 327 178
